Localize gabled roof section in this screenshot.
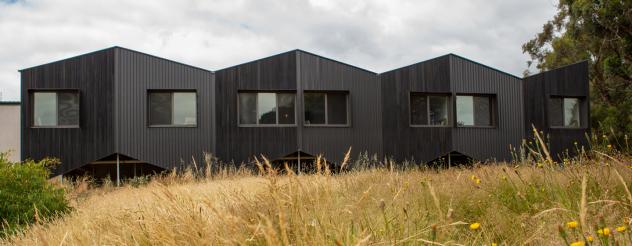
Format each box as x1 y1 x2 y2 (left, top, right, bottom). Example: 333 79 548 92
447 54 521 80
19 46 213 73
379 54 452 74
523 60 589 79
215 49 298 72
115 46 213 73
19 46 116 72
296 49 377 74
379 53 521 80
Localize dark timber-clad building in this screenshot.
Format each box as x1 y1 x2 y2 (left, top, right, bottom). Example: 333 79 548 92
19 47 590 179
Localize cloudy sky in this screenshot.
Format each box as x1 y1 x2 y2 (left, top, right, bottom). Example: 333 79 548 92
0 0 557 101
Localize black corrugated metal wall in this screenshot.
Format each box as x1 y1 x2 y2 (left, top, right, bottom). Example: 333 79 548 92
20 47 590 175
20 48 116 175
450 55 524 161
116 48 215 170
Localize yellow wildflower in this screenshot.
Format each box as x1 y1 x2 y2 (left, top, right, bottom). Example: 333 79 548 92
616 226 626 232
469 222 480 230
566 221 578 229
607 144 612 149
597 227 610 236
586 235 593 242
569 241 584 246
491 243 497 246
470 175 481 184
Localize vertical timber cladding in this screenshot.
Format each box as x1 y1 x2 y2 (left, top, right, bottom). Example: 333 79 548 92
298 51 382 163
380 55 452 162
116 48 214 170
20 48 116 176
215 51 298 164
450 55 524 161
523 61 590 159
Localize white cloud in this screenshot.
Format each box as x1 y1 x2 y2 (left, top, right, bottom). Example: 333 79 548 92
0 0 557 101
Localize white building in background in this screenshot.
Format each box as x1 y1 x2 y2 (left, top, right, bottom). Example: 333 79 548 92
0 102 20 162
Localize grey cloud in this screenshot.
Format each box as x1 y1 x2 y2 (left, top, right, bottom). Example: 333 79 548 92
0 0 555 101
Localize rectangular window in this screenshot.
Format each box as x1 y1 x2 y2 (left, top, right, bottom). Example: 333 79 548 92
550 97 581 127
410 93 449 126
238 92 296 126
456 95 495 127
148 91 197 126
32 91 79 127
304 92 349 126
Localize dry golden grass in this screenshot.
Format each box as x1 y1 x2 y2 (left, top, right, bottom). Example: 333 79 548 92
2 152 632 245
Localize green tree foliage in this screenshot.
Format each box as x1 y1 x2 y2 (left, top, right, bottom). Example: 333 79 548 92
0 153 69 236
523 0 632 140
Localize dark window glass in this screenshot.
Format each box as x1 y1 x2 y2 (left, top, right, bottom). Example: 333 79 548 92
549 97 563 127
239 93 257 125
149 92 173 126
304 93 326 124
410 94 428 125
57 92 80 126
327 93 348 125
32 91 80 127
429 96 449 125
474 96 491 126
277 93 295 124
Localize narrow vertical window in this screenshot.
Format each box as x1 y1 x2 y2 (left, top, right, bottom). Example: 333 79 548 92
428 96 449 125
304 92 349 126
149 92 172 126
257 93 277 125
304 93 326 125
32 91 80 127
239 93 257 125
410 95 428 125
327 93 348 125
564 98 580 127
148 91 197 126
33 92 58 126
173 92 197 125
277 93 296 125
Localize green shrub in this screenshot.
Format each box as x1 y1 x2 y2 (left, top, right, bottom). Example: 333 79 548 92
0 153 69 236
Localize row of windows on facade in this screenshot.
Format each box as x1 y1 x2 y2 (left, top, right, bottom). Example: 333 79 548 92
30 91 582 128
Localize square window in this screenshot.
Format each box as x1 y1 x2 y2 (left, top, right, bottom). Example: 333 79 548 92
456 95 495 127
304 92 349 126
148 91 197 126
410 94 449 126
32 91 79 127
550 97 581 127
